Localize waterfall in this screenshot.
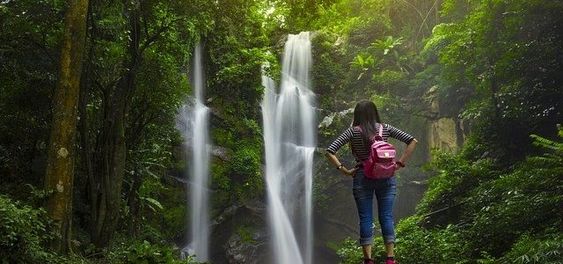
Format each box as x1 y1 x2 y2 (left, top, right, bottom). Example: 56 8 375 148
262 32 316 264
178 43 210 262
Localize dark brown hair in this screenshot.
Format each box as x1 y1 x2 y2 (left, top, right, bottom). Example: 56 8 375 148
352 100 382 145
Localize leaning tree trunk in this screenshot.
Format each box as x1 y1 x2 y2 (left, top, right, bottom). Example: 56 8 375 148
44 0 89 253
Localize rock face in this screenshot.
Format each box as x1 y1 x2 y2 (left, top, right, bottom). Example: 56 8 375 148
428 118 459 152
424 85 466 152
225 230 268 264
209 200 270 264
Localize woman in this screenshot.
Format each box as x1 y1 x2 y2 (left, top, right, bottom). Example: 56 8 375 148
325 100 417 264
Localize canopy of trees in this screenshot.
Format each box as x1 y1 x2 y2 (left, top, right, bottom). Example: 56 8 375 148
0 0 561 263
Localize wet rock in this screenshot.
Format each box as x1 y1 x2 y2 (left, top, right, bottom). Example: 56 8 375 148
209 200 270 263
225 229 268 264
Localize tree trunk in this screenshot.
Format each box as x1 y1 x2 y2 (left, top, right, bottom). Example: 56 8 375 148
79 2 97 245
44 0 89 253
127 167 142 237
90 1 141 247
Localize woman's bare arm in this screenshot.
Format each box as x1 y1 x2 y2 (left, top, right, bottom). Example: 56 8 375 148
397 139 418 169
325 151 357 177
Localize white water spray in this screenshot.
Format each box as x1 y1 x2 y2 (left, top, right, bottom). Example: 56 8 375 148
262 32 316 264
178 43 210 262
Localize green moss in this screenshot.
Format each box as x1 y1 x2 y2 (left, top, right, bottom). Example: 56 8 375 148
229 142 263 202
236 225 256 244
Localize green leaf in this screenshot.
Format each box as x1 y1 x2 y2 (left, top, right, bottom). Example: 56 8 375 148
141 197 164 211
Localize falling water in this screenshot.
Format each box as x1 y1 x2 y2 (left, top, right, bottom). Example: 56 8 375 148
178 43 210 262
262 32 316 264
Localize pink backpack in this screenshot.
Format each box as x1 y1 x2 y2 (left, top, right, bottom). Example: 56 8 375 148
357 124 396 179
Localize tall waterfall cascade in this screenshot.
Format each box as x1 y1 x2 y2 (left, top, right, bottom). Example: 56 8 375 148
261 32 316 264
177 43 210 262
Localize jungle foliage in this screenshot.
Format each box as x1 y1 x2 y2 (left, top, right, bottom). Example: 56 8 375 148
1 0 272 262
0 0 561 263
328 0 562 263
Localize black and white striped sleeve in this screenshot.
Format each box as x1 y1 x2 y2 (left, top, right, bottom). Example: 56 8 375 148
386 124 415 144
326 127 354 154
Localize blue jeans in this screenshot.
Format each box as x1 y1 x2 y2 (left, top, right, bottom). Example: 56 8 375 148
353 168 397 245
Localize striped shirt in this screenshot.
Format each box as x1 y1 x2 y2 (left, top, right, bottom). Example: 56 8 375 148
327 123 415 161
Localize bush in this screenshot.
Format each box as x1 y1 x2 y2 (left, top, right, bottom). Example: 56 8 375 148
0 195 67 263
227 143 263 202
335 238 366 264
461 133 563 257
386 130 563 262
501 232 563 264
335 236 390 264
106 240 196 264
395 216 469 263
417 152 496 226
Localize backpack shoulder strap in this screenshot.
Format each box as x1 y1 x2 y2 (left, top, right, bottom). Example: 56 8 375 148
378 123 384 137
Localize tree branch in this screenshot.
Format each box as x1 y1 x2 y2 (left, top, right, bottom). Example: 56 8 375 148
139 17 186 54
